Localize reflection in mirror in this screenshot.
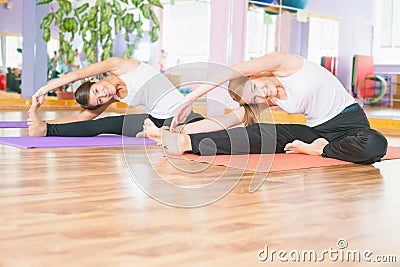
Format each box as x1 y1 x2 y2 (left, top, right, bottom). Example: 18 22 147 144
246 1 339 66
247 0 400 122
359 0 400 121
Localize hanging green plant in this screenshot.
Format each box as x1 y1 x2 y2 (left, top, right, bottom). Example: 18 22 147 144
37 0 163 63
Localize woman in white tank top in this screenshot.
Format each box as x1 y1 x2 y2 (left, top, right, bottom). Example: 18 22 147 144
28 57 203 137
147 52 387 164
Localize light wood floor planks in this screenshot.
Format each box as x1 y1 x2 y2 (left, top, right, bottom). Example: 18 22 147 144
0 108 399 267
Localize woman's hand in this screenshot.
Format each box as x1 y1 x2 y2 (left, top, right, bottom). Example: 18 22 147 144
32 78 62 104
32 87 47 105
170 100 193 132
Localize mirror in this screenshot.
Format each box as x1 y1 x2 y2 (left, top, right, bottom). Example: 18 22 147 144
246 0 400 124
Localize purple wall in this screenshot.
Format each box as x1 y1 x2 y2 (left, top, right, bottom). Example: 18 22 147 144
21 0 48 98
0 0 23 34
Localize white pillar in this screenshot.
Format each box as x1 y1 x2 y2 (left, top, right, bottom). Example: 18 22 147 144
21 1 48 98
206 0 247 116
149 6 163 69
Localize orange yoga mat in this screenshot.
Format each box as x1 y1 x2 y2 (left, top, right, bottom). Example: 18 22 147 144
167 146 400 173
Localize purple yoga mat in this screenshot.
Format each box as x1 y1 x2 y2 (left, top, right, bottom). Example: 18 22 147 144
0 121 28 128
0 136 156 149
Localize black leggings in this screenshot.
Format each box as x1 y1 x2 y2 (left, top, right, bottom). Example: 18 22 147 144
189 104 388 164
46 112 204 137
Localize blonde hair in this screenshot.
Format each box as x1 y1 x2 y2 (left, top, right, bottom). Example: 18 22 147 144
228 76 260 126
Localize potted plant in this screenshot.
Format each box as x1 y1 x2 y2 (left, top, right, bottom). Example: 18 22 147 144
37 0 163 63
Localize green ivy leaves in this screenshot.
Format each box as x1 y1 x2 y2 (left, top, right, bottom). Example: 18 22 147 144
58 0 72 16
38 0 163 63
75 3 89 16
149 9 160 27
140 4 150 19
40 13 54 42
148 0 163 8
37 0 52 5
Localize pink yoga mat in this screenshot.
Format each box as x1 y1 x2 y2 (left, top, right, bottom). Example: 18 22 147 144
0 121 28 128
0 136 156 149
167 146 400 173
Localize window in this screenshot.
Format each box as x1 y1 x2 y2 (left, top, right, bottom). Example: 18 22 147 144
135 42 151 62
245 7 277 60
0 34 4 72
5 35 23 69
162 0 210 66
373 0 400 64
47 39 60 58
307 17 339 64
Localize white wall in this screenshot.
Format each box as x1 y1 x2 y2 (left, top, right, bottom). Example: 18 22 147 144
306 0 376 91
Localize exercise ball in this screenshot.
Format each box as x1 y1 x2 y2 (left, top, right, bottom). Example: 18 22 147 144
253 0 275 8
281 0 309 9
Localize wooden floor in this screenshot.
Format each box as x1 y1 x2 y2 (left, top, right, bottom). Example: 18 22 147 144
0 108 399 267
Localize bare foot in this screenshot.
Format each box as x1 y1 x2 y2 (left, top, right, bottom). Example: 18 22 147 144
135 131 147 138
143 118 164 143
284 138 329 156
143 118 191 154
27 100 47 136
160 130 192 155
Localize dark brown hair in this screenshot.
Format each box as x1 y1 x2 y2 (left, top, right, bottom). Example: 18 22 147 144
74 80 100 110
228 76 260 126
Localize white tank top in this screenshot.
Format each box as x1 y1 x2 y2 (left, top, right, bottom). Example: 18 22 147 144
115 62 184 119
271 58 355 127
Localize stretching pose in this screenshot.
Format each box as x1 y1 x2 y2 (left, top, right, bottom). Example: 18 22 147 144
28 57 203 137
146 52 387 164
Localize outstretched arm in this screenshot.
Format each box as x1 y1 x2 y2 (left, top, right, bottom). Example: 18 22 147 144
45 101 113 124
170 52 301 130
32 57 140 104
185 52 297 101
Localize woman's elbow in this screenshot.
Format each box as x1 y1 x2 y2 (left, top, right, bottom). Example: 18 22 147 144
107 57 122 67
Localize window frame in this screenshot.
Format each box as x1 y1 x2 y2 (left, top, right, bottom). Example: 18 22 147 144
373 0 400 65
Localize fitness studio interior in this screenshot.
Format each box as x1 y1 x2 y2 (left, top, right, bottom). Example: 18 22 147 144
0 0 399 266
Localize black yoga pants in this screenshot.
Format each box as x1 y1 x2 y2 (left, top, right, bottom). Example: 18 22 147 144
189 104 388 164
46 112 204 137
